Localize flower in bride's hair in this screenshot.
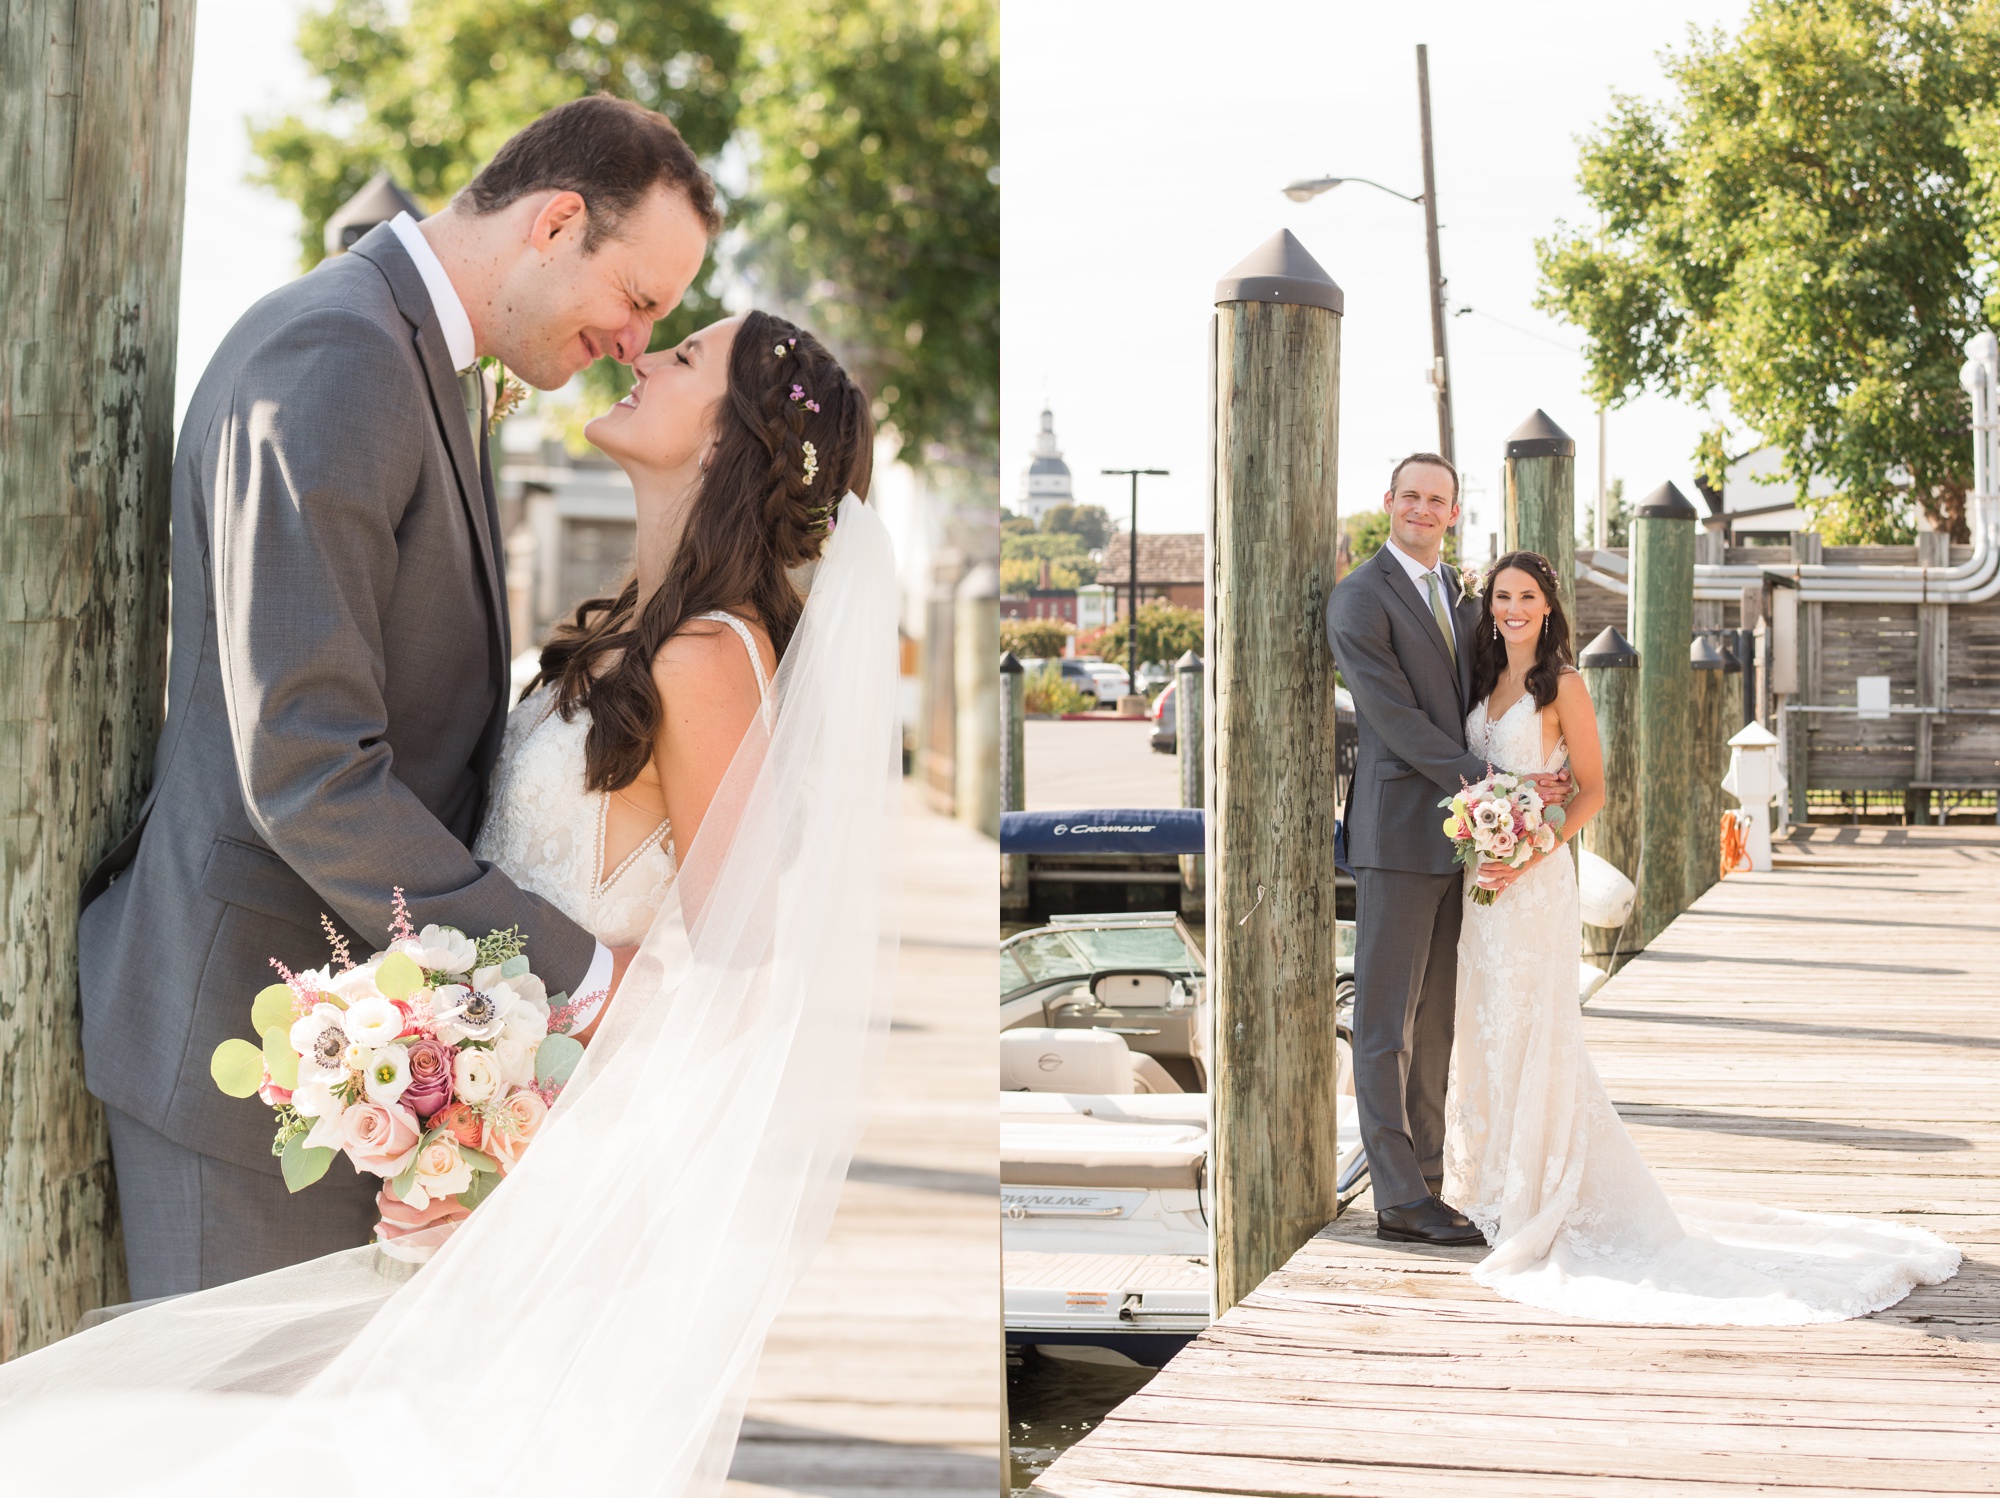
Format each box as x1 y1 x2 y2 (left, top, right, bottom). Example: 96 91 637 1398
362 1043 412 1106
394 924 477 975
342 1102 420 1176
453 1048 503 1106
344 995 404 1049
800 440 819 487
400 1037 457 1119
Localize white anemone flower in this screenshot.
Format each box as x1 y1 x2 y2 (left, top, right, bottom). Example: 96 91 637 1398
434 980 515 1045
363 1043 412 1106
289 1003 350 1082
397 924 478 974
344 995 405 1049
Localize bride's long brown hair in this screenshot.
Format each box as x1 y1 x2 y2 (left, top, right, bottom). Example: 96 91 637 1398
1469 550 1574 711
526 310 873 793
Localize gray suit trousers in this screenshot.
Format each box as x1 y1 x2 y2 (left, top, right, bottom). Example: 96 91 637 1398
1351 866 1464 1210
105 1107 380 1300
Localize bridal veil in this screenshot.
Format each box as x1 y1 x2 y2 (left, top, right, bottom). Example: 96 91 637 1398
0 491 904 1497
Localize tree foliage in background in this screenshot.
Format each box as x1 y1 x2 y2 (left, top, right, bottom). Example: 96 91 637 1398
1000 617 1074 659
1577 478 1631 547
736 0 997 467
1089 601 1203 672
1022 663 1095 717
1536 0 2000 542
1037 503 1111 549
249 0 998 477
1341 508 1458 569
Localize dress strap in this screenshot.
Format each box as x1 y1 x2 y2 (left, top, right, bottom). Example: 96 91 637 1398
694 611 776 730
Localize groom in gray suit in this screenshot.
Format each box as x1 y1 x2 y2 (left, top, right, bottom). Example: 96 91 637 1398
78 97 717 1298
1327 453 1562 1245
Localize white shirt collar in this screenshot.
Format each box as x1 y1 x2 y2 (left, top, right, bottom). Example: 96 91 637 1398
387 212 477 372
1385 536 1450 591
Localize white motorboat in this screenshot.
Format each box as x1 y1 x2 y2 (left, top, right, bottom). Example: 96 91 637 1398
1000 911 1363 1365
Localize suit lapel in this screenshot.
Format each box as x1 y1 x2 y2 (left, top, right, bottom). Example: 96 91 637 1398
1377 548 1461 699
349 226 508 677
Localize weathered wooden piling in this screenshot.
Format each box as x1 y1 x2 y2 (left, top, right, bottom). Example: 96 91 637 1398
1175 650 1205 920
953 564 999 839
999 653 1027 920
1579 628 1641 972
1 0 198 1351
1210 230 1344 1314
1687 637 1729 903
1502 410 1576 622
1629 483 1697 946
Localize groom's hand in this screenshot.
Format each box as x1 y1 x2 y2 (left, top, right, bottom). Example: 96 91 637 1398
1528 770 1573 805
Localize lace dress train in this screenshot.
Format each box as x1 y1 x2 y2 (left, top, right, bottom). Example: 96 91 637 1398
1442 694 1959 1326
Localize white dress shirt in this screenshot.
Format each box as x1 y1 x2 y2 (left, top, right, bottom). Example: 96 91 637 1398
1384 535 1464 655
387 213 615 1015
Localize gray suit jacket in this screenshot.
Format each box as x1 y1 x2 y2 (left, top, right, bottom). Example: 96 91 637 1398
1325 546 1488 875
78 223 598 1175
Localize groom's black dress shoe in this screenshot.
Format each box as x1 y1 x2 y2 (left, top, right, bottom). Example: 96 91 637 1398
1377 1195 1486 1246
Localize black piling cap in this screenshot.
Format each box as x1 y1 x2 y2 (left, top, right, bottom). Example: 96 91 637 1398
1176 650 1203 671
1690 637 1726 670
1214 230 1345 314
1000 651 1023 675
1634 482 1699 520
1505 410 1575 459
1579 626 1639 669
1718 638 1743 673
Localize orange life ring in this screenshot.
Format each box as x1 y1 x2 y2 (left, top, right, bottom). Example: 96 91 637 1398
1720 810 1753 877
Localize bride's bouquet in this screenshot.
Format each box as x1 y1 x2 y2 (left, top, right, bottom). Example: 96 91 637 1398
1441 772 1565 906
209 889 585 1256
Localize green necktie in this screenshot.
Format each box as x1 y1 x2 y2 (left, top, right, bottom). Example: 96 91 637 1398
1425 569 1457 666
458 367 484 447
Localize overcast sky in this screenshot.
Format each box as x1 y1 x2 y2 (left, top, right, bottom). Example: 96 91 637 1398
1001 0 1751 551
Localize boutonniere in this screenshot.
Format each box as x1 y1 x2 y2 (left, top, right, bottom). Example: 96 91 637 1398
1458 562 1487 603
479 356 530 434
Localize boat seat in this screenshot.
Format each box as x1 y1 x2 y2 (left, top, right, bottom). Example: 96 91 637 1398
1000 1118 1207 1191
1002 1027 1134 1094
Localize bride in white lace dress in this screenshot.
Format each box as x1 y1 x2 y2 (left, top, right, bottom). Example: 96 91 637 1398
1443 551 1959 1326
0 310 905 1498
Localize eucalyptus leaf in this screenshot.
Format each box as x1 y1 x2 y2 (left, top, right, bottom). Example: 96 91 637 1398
500 954 530 980
459 1146 499 1173
458 1168 497 1211
390 1151 423 1204
251 983 298 1035
262 1027 300 1091
211 1038 266 1098
375 951 424 1002
281 1135 335 1194
535 1032 585 1089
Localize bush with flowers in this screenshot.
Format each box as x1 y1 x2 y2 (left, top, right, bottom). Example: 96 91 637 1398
210 889 586 1255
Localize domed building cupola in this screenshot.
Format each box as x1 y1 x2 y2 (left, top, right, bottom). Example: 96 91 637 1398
1018 405 1074 525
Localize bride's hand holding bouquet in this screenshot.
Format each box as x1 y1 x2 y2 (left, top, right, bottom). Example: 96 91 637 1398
1441 772 1566 905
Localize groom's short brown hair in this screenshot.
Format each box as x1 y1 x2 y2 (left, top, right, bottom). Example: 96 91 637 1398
1389 451 1460 501
462 94 722 249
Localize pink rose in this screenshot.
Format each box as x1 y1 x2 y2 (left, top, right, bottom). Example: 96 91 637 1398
342 1101 420 1177
481 1088 549 1171
401 1037 456 1119
374 1183 470 1244
1489 827 1517 858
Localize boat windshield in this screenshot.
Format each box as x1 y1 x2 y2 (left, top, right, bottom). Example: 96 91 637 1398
1000 923 1201 1001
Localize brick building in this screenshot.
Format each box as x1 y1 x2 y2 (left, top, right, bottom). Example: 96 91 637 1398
1093 532 1204 615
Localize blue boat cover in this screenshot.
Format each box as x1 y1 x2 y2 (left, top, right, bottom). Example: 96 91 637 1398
1000 809 1204 855
1002 809 1353 873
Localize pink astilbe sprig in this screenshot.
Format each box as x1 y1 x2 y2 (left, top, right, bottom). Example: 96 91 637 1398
320 913 354 971
389 885 415 945
270 957 320 1019
545 989 606 1037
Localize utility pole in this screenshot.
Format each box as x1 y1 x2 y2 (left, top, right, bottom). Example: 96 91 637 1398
1416 44 1454 470
1102 467 1167 712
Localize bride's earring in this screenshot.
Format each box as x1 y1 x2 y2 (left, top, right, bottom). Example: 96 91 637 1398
1493 622 1500 640
1542 615 1549 635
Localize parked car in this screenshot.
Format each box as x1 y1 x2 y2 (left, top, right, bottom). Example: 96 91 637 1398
1077 660 1130 705
1019 656 1112 709
1150 682 1177 753
1135 661 1173 695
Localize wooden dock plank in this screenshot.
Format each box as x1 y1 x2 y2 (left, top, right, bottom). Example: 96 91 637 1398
1035 826 2000 1496
727 790 1001 1497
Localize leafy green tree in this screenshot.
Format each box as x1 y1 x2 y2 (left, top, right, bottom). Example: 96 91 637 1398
1343 510 1390 567
1536 0 2000 541
735 0 997 467
1001 528 1097 584
1000 509 1037 538
1038 503 1112 549
1578 478 1631 548
1093 601 1203 671
1000 557 1085 593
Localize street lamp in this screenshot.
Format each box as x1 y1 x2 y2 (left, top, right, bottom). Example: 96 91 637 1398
1102 467 1169 713
1281 45 1455 474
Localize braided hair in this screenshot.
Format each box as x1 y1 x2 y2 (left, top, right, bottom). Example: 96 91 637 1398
529 310 875 793
1468 549 1574 712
